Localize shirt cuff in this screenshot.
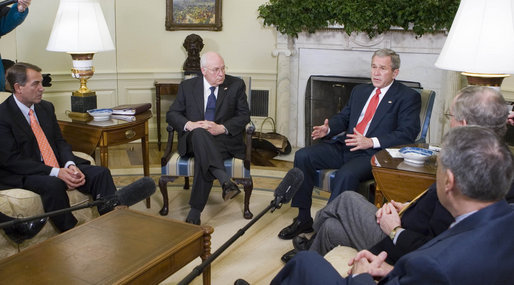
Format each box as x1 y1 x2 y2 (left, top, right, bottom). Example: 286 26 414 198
371 137 381 148
393 228 405 244
223 125 228 135
64 161 76 168
50 168 59 177
184 121 191 131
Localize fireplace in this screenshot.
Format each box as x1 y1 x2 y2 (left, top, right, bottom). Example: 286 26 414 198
272 30 459 147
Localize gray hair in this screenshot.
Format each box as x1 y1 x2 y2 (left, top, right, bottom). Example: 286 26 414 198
453 86 509 137
373 48 400 70
439 126 513 202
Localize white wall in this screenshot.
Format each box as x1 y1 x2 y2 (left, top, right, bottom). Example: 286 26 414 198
0 0 278 141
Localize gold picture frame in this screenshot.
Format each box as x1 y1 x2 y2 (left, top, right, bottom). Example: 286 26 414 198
166 0 222 31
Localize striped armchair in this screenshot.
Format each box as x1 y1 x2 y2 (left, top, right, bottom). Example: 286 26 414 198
159 123 255 219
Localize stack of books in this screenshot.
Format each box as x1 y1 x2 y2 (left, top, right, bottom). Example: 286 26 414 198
111 103 151 121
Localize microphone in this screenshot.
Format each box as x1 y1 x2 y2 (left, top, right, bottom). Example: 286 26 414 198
0 0 16 8
271 168 304 211
0 177 156 228
178 168 304 285
98 176 156 212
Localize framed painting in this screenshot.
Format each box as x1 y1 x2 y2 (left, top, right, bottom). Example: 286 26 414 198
166 0 222 31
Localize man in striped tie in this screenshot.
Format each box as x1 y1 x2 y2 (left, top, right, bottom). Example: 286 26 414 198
0 62 117 232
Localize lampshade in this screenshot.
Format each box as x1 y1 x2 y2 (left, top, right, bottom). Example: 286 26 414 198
46 0 114 53
435 0 514 75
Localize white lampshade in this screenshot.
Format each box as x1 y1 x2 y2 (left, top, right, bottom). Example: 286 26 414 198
46 0 114 53
435 0 514 75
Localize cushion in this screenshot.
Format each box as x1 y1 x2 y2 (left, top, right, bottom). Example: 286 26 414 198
162 152 250 178
324 246 358 278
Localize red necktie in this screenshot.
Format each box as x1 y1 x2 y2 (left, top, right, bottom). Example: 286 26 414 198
355 88 381 134
29 109 59 168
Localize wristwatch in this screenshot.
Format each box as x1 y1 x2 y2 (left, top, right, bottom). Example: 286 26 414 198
389 226 402 240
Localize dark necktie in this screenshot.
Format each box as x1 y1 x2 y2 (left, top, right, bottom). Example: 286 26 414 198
356 88 381 134
205 86 216 121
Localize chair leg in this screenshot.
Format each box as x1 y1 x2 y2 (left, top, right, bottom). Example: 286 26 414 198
234 177 253 219
184 176 190 190
159 176 177 216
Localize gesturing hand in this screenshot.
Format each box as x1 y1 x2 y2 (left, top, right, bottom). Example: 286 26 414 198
345 128 373 151
311 119 329 140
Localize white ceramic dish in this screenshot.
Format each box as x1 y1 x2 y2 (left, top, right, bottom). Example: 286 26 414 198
399 147 435 165
87 108 113 121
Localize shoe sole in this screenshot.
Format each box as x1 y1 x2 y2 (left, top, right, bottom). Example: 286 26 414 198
278 227 314 240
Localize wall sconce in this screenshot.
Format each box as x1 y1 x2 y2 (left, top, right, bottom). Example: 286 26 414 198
435 0 514 88
46 0 114 120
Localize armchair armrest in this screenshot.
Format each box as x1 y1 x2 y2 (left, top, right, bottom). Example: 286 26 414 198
161 125 176 166
244 122 255 169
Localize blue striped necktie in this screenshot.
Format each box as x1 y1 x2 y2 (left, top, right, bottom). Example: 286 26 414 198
205 86 216 121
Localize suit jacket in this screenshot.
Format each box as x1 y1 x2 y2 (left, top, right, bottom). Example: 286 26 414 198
350 201 514 285
327 81 421 158
166 75 250 158
369 184 454 264
0 96 76 188
0 4 28 91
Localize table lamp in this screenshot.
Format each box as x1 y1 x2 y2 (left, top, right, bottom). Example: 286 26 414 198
46 0 114 120
435 0 514 88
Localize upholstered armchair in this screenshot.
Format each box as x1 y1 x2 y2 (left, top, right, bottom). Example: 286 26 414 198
0 152 99 259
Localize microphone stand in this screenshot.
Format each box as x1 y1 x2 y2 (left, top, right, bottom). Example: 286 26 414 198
0 200 105 229
178 200 284 285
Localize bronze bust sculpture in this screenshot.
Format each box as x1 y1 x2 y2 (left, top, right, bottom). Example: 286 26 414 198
183 34 204 75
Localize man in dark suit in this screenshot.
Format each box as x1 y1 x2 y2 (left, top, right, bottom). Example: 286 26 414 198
281 86 513 264
167 51 250 225
279 49 421 240
0 62 117 232
271 126 514 284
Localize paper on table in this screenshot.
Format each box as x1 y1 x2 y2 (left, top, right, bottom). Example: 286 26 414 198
386 148 402 158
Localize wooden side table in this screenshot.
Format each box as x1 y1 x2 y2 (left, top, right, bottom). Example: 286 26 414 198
0 209 214 285
57 111 153 207
155 80 181 150
371 144 436 205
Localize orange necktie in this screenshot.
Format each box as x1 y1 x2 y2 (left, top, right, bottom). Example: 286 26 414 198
29 109 59 168
355 88 381 134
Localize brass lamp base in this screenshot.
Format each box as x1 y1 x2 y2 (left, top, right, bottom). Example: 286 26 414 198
67 111 92 122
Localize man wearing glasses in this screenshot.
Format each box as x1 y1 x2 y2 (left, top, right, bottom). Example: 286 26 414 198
167 51 250 225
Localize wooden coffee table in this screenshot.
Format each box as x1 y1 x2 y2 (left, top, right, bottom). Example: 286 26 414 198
0 209 213 285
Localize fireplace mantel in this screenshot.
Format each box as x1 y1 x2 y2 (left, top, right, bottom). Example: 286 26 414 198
273 29 459 148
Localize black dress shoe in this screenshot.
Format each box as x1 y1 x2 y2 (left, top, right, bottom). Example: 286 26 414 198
222 180 241 201
281 249 298 263
3 218 48 244
278 217 313 240
185 217 201 225
292 234 314 251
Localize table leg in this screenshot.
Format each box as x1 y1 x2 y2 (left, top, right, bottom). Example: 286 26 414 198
201 226 213 285
100 145 108 169
156 86 162 151
143 121 151 208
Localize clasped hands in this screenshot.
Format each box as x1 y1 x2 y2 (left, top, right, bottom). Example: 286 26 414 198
311 118 373 151
344 201 407 278
57 164 85 189
186 120 226 136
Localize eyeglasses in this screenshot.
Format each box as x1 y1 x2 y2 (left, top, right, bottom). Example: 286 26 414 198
204 66 227 74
